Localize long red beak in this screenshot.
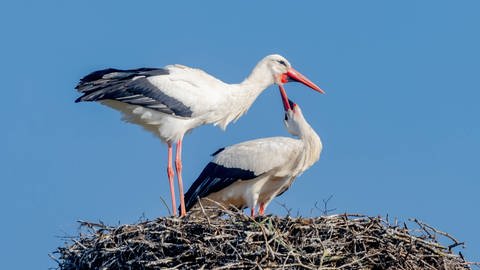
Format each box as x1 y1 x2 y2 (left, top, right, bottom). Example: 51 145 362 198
279 85 291 111
285 68 325 94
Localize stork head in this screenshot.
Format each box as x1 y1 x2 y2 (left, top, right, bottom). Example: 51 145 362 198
261 54 324 92
259 54 324 111
283 99 306 137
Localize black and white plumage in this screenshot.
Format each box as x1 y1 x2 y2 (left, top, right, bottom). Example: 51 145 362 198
184 99 322 216
76 68 192 117
75 54 324 217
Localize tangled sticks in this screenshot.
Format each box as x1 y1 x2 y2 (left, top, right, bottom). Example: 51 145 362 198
54 210 472 269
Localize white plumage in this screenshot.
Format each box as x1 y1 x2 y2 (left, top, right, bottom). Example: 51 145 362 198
213 137 303 176
75 55 323 216
184 100 322 216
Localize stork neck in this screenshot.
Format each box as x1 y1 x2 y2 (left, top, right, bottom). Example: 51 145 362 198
238 58 276 92
240 65 275 91
214 61 277 130
299 121 322 169
225 65 276 121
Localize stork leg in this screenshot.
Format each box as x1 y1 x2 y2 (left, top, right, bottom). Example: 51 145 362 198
167 143 177 216
175 139 187 217
259 203 265 216
250 208 255 217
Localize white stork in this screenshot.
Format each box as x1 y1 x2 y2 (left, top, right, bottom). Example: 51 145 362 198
75 54 323 216
183 98 322 216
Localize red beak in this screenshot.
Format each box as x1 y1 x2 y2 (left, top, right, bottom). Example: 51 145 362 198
285 68 325 94
279 85 291 111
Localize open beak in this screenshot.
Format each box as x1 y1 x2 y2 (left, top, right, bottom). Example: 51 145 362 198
284 68 325 94
278 68 324 111
279 85 291 111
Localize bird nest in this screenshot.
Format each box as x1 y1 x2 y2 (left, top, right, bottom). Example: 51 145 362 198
53 208 472 269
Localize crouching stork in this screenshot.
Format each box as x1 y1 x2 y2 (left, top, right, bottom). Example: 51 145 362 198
183 99 322 216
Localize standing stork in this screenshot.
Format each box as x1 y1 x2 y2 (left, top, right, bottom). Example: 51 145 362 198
75 54 323 216
183 99 322 216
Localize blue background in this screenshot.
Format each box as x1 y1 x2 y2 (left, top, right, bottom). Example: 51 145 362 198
1 1 478 268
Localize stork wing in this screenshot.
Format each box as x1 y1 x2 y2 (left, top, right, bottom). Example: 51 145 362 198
75 65 225 118
184 137 301 211
184 162 257 211
212 137 302 175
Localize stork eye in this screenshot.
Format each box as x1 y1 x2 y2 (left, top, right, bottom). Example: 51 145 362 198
277 60 287 67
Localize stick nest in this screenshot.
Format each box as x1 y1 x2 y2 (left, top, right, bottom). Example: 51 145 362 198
54 210 471 269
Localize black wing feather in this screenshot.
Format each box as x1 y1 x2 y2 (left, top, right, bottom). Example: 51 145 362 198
184 162 258 211
211 147 225 156
75 68 193 117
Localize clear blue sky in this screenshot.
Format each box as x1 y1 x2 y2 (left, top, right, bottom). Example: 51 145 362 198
1 1 478 268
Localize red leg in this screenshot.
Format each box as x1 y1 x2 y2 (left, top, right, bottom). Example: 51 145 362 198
167 143 177 216
259 203 265 215
250 208 255 217
175 139 186 217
